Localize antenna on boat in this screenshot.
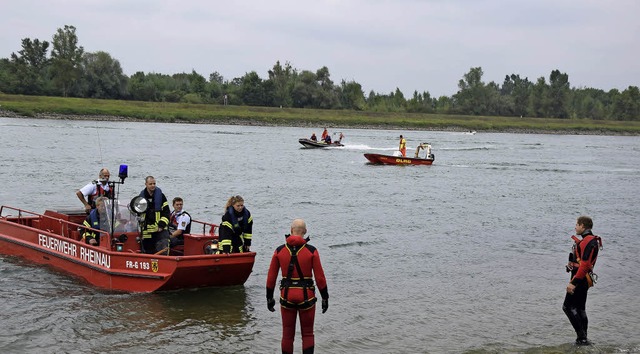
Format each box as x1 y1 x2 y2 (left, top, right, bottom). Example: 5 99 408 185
95 122 104 165
106 164 128 237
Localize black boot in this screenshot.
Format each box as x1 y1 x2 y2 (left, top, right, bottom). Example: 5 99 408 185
302 346 314 354
578 310 589 337
563 305 587 343
575 310 591 345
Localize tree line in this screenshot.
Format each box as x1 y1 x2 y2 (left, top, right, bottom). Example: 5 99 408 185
1 25 638 121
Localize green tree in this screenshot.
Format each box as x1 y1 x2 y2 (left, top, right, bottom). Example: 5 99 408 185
391 88 406 111
50 25 84 97
434 95 453 113
571 88 607 119
0 59 15 93
267 61 296 108
291 70 318 108
239 71 267 106
127 71 160 101
189 70 207 97
209 71 224 85
502 74 532 117
339 80 366 110
453 67 494 115
9 38 51 95
528 77 549 117
314 66 339 109
611 86 640 121
548 69 570 118
79 51 127 99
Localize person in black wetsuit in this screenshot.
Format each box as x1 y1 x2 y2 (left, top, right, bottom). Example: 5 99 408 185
563 215 602 346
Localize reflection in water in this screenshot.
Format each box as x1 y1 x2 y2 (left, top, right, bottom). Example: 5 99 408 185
75 287 257 353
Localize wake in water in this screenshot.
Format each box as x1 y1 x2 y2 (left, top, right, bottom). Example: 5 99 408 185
328 239 384 248
340 144 404 151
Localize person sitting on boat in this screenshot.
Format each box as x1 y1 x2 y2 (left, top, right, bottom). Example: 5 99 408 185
399 135 407 157
321 128 329 141
219 195 253 253
310 133 317 141
76 168 114 214
414 143 433 159
324 134 332 144
414 143 426 158
139 176 171 254
82 196 108 246
337 132 344 143
168 197 191 247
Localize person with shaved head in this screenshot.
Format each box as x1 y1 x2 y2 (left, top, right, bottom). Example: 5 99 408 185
266 219 329 354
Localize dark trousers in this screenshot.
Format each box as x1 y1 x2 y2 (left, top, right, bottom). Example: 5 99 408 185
141 229 170 254
562 281 589 340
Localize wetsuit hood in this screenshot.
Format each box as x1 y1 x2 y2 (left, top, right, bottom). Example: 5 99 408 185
286 235 307 247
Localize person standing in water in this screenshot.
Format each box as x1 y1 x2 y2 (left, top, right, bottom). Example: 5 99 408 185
266 219 329 354
563 215 602 346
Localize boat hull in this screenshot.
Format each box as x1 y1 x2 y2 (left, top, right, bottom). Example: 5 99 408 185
364 153 434 165
0 207 255 292
298 138 343 148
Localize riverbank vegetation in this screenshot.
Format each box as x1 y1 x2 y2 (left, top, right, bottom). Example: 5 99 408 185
1 25 639 134
2 93 640 135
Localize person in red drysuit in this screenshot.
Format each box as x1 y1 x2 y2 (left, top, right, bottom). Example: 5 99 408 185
266 219 329 354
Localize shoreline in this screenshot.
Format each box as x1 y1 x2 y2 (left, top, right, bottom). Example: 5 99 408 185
1 109 637 136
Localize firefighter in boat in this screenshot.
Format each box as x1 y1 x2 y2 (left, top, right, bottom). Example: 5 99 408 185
139 176 171 254
219 195 253 253
82 196 109 246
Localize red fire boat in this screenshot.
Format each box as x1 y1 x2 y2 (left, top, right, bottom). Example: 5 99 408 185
0 204 255 292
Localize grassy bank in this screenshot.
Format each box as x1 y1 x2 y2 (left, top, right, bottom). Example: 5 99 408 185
1 93 639 135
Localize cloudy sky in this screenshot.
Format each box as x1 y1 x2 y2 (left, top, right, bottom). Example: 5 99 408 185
2 0 638 97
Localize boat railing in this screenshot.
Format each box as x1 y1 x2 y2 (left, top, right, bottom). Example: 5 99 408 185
0 205 109 242
190 219 218 236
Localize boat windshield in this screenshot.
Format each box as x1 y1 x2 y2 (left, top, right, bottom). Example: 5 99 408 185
99 199 138 233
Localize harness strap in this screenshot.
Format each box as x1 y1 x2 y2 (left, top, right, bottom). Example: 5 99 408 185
280 278 315 288
281 244 314 305
279 297 317 310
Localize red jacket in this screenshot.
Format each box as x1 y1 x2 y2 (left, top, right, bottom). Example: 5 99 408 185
266 235 328 307
570 233 602 284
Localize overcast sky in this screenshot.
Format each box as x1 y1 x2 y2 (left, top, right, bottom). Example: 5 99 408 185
2 0 639 97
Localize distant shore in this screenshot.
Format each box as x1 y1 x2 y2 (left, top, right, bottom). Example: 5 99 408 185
2 109 636 136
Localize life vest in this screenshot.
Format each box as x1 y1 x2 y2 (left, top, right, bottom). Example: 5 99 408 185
139 187 168 238
82 209 101 245
399 138 406 149
568 234 602 287
88 184 113 208
219 208 252 252
170 210 191 234
228 206 249 233
279 243 317 310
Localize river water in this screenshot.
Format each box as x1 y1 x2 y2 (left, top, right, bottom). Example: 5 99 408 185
0 117 639 354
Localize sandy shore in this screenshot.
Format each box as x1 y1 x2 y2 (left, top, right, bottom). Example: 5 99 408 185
1 109 636 136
